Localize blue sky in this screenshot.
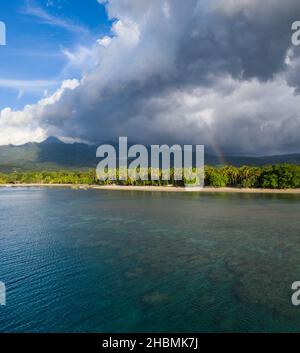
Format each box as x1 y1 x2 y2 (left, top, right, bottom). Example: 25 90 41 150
0 0 111 109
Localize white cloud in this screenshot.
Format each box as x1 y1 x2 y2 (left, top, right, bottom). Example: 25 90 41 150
97 36 112 47
0 79 79 145
23 0 89 35
2 0 300 155
0 126 46 146
0 79 57 92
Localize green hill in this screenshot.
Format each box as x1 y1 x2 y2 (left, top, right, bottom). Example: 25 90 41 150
0 137 299 172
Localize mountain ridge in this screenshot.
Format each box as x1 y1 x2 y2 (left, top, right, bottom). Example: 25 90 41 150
0 137 299 172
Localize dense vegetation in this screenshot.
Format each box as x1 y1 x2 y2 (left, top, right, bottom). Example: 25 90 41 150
0 164 300 189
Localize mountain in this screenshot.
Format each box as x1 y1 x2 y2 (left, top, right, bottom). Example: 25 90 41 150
0 137 97 172
0 137 299 172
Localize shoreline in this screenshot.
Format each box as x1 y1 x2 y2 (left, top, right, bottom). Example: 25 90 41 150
1 184 300 194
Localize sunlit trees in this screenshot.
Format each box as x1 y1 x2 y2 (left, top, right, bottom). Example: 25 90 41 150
0 164 299 189
260 164 300 189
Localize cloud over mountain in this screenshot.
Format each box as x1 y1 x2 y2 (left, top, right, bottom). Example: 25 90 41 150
1 0 300 154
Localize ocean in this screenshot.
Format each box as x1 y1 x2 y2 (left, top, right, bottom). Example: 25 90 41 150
0 188 300 332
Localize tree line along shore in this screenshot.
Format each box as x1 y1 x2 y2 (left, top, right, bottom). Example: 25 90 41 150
0 164 300 189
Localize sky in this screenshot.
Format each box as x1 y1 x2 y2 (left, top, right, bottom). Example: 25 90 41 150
0 0 111 109
0 0 300 155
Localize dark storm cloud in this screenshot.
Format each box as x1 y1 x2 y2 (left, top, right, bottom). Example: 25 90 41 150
1 0 300 154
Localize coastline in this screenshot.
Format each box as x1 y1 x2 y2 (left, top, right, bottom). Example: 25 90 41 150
1 183 300 194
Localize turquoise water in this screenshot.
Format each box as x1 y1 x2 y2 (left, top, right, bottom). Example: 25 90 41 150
0 188 300 332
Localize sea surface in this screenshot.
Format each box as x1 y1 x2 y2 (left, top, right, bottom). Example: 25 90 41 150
0 187 300 333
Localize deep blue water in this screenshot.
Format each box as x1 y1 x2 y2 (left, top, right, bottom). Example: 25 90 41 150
0 188 300 332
